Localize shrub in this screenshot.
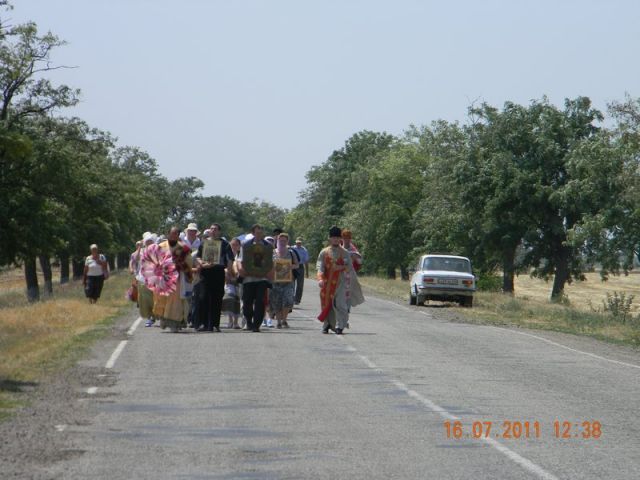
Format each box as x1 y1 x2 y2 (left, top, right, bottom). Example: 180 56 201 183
476 274 502 292
602 291 634 323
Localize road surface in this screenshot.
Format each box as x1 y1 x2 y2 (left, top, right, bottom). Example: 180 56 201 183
41 283 640 479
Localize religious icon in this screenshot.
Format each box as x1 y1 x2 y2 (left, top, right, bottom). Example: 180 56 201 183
242 243 273 277
274 258 293 283
201 238 221 265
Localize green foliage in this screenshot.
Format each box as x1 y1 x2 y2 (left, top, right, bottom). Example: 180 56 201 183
290 96 640 302
475 274 502 292
193 196 289 239
0 21 79 126
292 130 396 260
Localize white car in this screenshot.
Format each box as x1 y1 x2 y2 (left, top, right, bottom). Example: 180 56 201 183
410 254 476 307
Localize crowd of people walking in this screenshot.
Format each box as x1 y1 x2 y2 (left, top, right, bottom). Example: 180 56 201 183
125 223 364 334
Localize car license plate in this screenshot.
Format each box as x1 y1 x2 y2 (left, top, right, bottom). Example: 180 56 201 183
437 278 458 285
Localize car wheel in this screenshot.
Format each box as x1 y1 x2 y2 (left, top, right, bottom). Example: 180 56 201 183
409 289 417 305
463 296 473 308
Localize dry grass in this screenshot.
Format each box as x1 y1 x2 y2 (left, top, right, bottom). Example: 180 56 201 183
514 271 640 314
358 272 640 348
0 269 131 418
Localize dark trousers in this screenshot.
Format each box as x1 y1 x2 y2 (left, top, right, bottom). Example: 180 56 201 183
294 266 305 303
188 282 202 326
242 280 269 331
198 266 225 330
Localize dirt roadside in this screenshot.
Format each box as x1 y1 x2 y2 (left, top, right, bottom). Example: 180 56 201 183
0 308 138 479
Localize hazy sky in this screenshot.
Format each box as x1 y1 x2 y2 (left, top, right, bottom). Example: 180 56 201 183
12 0 640 208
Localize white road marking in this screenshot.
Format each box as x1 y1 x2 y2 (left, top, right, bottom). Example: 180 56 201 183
339 337 559 480
105 340 128 369
357 354 377 369
372 294 640 371
87 387 98 395
127 316 143 336
104 317 142 370
485 326 640 370
369 296 416 313
55 424 67 432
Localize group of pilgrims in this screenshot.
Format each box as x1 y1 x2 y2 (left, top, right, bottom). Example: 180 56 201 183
127 223 365 335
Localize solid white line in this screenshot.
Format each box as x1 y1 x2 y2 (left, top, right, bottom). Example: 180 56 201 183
485 325 640 370
105 340 128 369
127 316 143 336
481 436 559 480
87 387 98 395
383 296 640 371
340 339 559 480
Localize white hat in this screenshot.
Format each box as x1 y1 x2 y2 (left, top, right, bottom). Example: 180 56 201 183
143 232 154 244
186 223 199 232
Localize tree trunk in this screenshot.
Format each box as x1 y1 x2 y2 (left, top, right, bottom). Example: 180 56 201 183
117 252 129 270
72 257 85 280
550 248 571 301
59 252 70 284
24 256 40 302
400 266 409 281
108 254 116 272
502 247 516 294
386 266 396 279
39 255 53 296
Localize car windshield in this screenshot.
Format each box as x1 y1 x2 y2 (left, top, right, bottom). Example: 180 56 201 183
423 257 471 273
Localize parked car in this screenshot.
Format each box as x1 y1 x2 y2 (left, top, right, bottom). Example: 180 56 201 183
409 254 475 307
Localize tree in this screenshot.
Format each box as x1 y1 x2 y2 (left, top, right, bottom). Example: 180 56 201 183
0 22 79 126
294 131 396 257
0 9 80 300
343 141 427 278
456 102 549 293
192 195 253 238
410 121 483 272
163 176 204 229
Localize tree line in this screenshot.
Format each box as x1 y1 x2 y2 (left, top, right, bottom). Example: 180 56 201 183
286 96 640 300
5 3 640 303
0 4 287 301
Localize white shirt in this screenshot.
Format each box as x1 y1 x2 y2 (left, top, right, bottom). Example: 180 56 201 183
85 254 106 276
180 232 201 251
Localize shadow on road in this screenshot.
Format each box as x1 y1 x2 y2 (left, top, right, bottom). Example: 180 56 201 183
0 378 38 393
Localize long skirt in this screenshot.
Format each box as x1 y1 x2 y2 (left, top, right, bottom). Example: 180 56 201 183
222 293 240 316
138 281 154 318
153 284 187 330
270 282 295 311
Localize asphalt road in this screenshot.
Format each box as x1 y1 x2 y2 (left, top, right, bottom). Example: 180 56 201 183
43 283 640 479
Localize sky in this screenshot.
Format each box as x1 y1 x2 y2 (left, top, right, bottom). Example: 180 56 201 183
11 0 640 208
